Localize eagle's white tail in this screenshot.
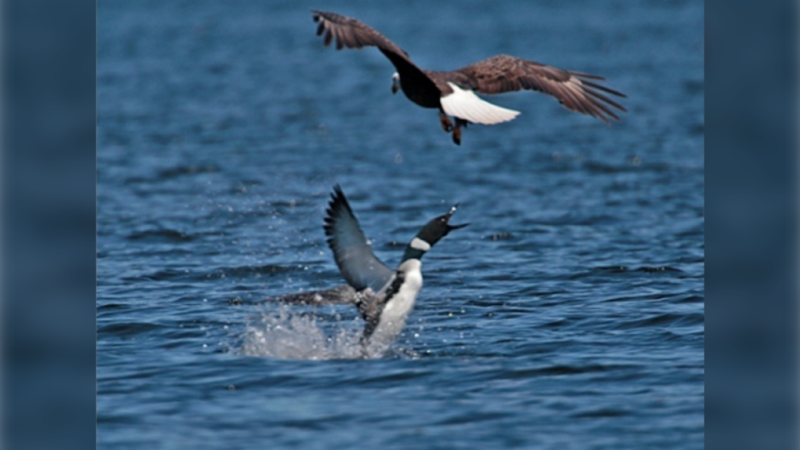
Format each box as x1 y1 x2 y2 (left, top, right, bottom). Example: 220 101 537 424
440 82 520 125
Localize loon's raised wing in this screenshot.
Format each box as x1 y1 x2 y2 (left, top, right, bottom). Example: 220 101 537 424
324 185 394 293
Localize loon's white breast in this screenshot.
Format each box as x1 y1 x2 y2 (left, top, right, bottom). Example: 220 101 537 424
366 259 423 352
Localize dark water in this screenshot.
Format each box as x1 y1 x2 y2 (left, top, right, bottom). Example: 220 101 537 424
98 1 703 448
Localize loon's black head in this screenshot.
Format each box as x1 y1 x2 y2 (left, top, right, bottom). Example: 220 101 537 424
418 204 468 246
401 204 467 262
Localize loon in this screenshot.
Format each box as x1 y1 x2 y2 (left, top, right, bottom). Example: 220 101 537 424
277 185 467 356
311 10 626 145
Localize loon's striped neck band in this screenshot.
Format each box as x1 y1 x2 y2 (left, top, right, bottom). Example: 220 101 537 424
410 237 431 251
402 237 431 262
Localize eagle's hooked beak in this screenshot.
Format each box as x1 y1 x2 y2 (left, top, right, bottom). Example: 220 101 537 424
391 72 400 94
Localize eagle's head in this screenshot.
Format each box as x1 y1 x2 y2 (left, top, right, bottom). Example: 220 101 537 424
391 72 400 94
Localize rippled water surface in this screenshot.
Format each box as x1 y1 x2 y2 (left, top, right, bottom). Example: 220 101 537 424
98 1 704 448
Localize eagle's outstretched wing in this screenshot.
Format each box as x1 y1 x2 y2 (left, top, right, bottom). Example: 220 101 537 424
311 10 441 101
312 10 409 58
443 54 627 123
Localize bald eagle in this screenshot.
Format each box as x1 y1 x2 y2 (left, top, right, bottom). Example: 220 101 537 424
312 10 627 145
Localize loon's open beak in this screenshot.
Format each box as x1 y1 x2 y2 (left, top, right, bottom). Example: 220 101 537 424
445 203 469 230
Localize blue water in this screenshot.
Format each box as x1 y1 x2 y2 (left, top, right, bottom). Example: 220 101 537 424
98 1 704 448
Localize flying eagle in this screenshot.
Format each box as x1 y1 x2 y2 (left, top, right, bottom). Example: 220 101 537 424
311 10 627 145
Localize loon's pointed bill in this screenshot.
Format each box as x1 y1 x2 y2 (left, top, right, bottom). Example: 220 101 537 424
312 10 627 145
444 203 469 230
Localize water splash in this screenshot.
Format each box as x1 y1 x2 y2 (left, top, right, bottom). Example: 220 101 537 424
240 304 369 360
